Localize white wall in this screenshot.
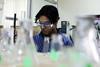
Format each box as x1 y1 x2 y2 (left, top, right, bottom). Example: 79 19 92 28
2 0 27 28
15 0 27 19
2 0 15 27
0 11 2 23
31 0 57 22
58 0 100 25
0 0 4 5
0 0 4 24
1 0 57 27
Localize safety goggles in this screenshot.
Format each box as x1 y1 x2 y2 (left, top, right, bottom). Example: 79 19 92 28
37 21 53 28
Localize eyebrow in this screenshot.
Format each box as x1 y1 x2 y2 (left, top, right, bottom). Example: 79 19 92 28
39 20 49 22
40 22 51 25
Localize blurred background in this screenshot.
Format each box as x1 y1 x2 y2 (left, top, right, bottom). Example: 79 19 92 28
0 0 100 67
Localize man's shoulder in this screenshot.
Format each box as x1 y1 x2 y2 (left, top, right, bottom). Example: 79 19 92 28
33 33 41 37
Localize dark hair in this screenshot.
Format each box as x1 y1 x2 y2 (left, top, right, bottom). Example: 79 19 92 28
96 15 100 18
35 5 59 24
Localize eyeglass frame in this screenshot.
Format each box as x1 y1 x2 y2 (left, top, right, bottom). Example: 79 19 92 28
36 21 54 28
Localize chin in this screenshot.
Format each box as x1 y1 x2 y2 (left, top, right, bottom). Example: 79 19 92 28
44 33 50 36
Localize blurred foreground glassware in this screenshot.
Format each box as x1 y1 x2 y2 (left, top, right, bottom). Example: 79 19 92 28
13 19 37 67
74 16 100 64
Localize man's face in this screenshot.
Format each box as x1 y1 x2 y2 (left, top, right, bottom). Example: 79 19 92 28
39 16 56 36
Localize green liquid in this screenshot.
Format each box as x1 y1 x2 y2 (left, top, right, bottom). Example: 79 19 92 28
23 56 33 67
50 50 60 61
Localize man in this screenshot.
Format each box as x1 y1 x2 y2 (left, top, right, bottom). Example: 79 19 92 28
33 5 73 52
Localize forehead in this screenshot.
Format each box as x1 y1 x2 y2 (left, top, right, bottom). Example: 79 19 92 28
39 16 49 22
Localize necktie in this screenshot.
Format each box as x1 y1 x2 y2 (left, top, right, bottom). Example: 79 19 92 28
43 37 50 52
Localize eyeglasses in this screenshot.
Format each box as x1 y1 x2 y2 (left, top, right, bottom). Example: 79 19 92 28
36 21 53 28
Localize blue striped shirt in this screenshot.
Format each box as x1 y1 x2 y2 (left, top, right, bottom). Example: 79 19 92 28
33 32 74 52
